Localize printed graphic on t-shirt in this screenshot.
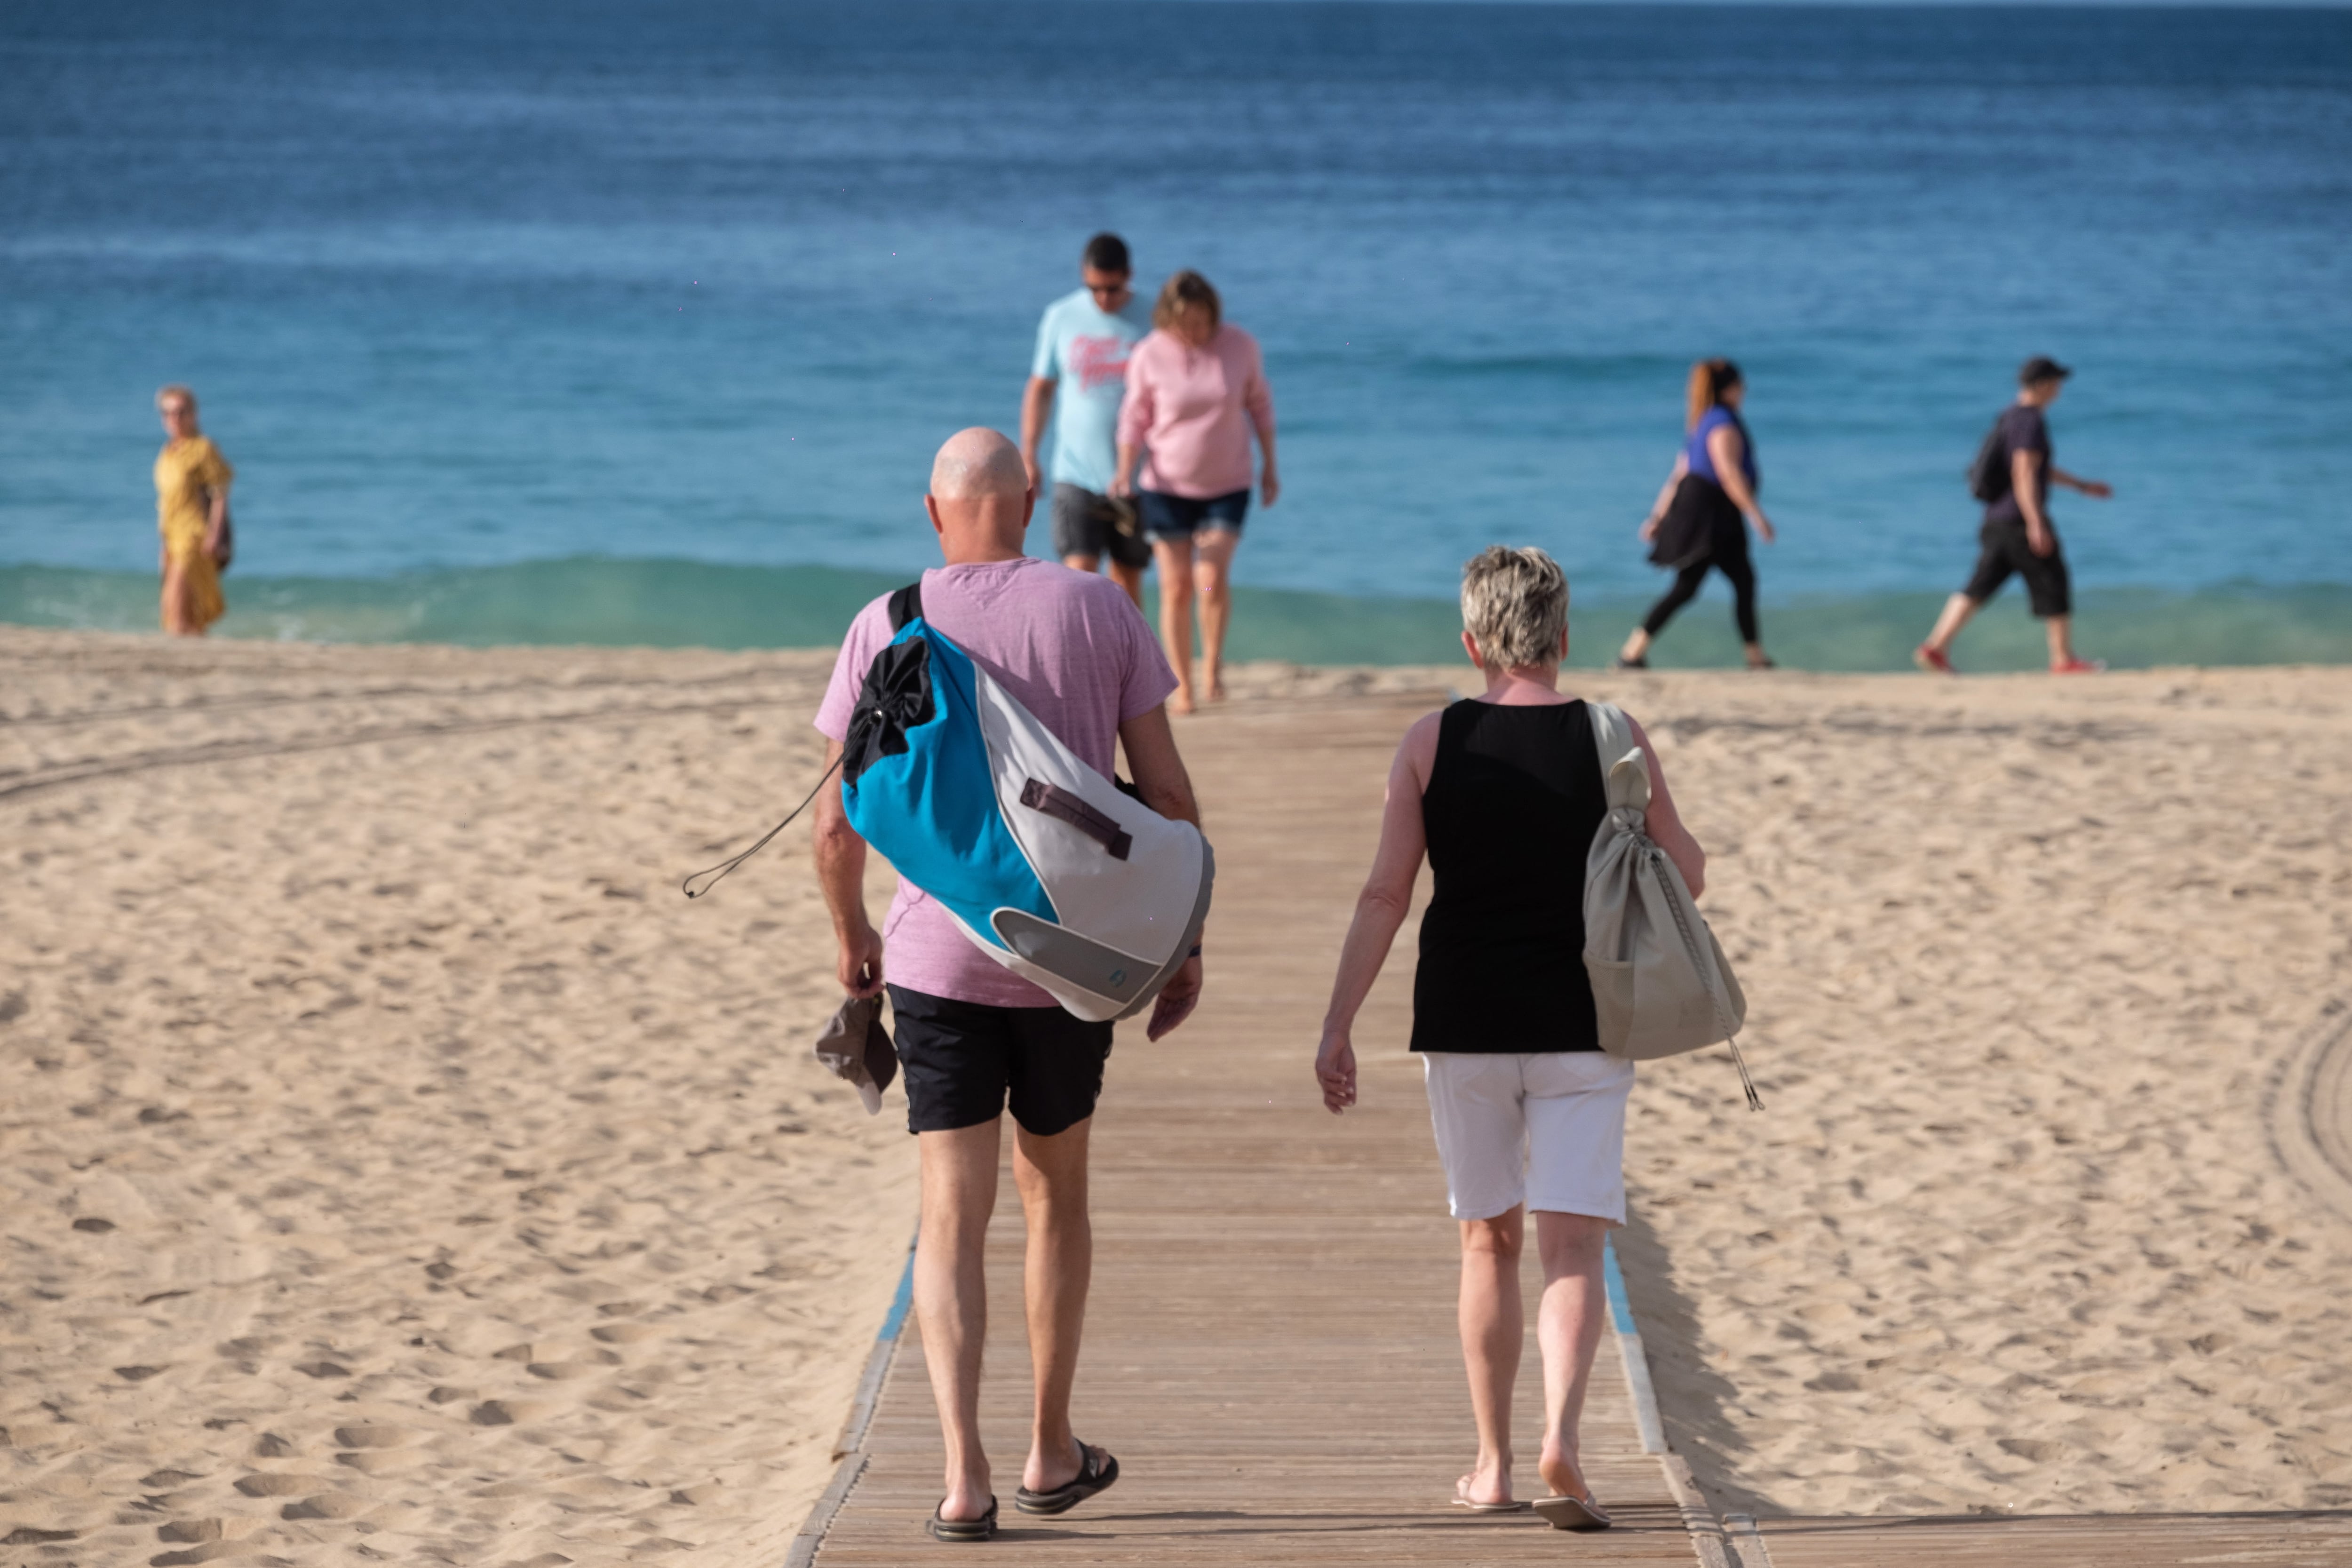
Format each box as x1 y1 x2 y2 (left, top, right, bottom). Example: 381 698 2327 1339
1066 334 1131 393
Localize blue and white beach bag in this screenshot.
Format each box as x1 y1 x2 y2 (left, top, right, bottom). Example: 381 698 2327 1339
838 583 1214 1022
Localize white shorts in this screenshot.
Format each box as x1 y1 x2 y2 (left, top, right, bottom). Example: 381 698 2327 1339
1422 1051 1635 1224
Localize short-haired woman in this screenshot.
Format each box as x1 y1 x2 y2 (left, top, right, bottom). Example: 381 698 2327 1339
1111 270 1278 714
153 385 234 637
1615 358 1776 670
1315 546 1707 1527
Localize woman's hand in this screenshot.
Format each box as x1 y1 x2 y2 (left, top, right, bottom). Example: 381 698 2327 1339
1110 472 1134 500
1751 511 1778 546
1315 1027 1358 1114
1260 465 1281 507
1638 514 1661 542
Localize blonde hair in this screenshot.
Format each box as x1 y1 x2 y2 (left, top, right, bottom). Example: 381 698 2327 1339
1460 546 1568 670
1153 270 1221 334
157 384 197 413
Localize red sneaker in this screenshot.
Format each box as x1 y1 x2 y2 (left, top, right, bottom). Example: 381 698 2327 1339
2051 657 2106 675
1914 644 1956 675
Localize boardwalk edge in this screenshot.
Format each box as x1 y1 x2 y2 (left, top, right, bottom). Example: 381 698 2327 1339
789 1240 916 1568
1607 1237 1735 1568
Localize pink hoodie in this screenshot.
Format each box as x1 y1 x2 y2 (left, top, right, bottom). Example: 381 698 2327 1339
1116 324 1274 499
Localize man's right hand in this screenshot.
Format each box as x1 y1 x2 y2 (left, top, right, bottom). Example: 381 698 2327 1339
2028 525 2056 558
1022 450 1043 489
1145 955 1200 1042
837 925 885 999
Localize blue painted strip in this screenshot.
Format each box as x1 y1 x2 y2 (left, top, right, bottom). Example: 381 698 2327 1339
877 1245 916 1341
1602 1236 1637 1336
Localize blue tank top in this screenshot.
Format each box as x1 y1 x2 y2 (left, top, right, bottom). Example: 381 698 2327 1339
1685 406 1758 493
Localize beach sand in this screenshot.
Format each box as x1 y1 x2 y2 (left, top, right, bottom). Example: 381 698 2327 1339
3 628 2349 1561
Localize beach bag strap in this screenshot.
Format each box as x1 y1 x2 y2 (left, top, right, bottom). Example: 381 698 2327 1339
888 581 924 632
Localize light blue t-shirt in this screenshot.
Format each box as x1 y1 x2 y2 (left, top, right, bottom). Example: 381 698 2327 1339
1030 287 1151 496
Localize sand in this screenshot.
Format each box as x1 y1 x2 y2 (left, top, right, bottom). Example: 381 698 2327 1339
4 627 2350 1561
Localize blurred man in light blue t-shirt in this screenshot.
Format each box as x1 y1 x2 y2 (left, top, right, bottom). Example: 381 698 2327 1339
1021 233 1153 605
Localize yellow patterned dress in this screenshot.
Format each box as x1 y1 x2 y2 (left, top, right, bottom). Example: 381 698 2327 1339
155 436 232 631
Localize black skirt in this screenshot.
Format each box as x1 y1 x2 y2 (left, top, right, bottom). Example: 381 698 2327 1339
1648 472 1743 572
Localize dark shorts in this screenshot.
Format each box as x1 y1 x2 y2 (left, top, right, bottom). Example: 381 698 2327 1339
1963 521 2072 618
1139 488 1249 541
1050 484 1152 569
887 984 1113 1137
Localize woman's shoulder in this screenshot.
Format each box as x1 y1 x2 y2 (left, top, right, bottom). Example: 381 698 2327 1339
1217 323 1261 356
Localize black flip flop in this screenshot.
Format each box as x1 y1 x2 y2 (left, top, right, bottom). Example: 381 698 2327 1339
927 1496 998 1542
1012 1442 1119 1516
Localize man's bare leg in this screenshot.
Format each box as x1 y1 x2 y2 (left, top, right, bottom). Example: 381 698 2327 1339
1107 556 1145 609
2045 613 2076 668
1152 536 1197 713
1456 1206 1524 1507
1194 529 1239 703
1921 592 1977 656
1534 1211 1609 1501
1013 1116 1099 1494
1060 551 1101 575
914 1121 1002 1523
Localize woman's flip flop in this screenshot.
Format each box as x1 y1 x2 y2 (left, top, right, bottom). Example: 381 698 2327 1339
1533 1492 1613 1531
927 1496 999 1542
1012 1442 1119 1516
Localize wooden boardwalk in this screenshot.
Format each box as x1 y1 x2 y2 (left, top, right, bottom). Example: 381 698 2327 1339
803 693 1714 1566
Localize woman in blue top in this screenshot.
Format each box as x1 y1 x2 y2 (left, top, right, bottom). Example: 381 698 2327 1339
1614 359 1778 670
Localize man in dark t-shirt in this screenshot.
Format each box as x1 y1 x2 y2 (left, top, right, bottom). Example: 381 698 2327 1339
1916 356 2114 674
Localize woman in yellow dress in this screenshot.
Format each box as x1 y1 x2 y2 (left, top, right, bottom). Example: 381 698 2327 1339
153 384 233 636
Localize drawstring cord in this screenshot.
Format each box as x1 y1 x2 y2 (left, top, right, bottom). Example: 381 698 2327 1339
680 754 843 900
1653 844 1764 1112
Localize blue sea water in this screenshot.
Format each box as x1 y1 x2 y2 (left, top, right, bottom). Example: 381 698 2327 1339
3 0 2349 663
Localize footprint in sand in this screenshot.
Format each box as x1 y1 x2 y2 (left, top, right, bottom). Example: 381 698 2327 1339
233 1473 325 1497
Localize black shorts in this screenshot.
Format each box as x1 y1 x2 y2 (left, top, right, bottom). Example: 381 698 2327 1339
1963 521 2072 619
887 985 1113 1137
1139 487 1248 541
1050 485 1152 569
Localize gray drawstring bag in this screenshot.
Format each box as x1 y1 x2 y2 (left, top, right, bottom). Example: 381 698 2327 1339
1583 700 1760 1110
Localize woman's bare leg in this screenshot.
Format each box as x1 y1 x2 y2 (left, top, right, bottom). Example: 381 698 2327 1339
1193 528 1239 702
1456 1206 1524 1507
160 558 191 637
1533 1211 1610 1501
1152 535 1197 713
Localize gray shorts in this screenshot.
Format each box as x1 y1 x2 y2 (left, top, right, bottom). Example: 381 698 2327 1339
1051 484 1152 569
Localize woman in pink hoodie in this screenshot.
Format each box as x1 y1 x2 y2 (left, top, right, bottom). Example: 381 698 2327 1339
1112 271 1279 713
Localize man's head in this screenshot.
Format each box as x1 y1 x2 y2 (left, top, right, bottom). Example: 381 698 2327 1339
925 428 1035 564
2019 355 2072 406
1081 232 1131 314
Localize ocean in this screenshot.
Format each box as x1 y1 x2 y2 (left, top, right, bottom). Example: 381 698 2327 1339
4 0 2350 668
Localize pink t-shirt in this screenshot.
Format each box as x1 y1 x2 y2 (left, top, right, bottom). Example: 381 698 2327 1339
814 557 1180 1008
1116 324 1274 499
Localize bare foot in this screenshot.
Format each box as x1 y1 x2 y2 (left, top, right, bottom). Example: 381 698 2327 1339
1169 685 1196 716
1455 1468 1516 1510
1205 672 1227 703
1538 1443 1590 1503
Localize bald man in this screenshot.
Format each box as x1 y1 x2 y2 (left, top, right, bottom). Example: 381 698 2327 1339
810 428 1204 1540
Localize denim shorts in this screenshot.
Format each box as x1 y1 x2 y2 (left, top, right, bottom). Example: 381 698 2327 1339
1139 488 1250 541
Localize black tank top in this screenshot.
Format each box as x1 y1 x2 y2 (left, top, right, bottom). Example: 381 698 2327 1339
1410 699 1605 1054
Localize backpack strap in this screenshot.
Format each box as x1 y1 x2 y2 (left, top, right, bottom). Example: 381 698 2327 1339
887 580 925 632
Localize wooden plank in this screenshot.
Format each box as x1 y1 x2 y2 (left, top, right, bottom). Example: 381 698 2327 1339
810 694 1706 1563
